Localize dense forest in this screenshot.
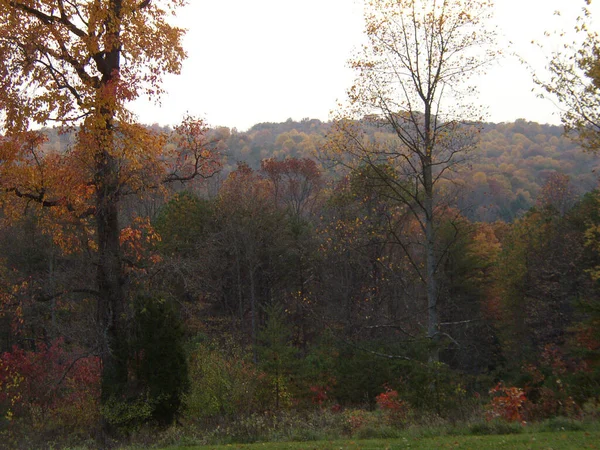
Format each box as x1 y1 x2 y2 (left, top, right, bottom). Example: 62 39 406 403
1 0 600 448
1 118 600 446
42 117 599 221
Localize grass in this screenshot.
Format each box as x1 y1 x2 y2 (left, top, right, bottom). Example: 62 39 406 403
156 430 600 449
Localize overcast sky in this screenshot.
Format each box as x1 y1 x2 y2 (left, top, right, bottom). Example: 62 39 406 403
130 0 599 131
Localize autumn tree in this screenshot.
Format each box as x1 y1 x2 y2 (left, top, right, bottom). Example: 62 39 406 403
260 158 324 351
261 157 323 218
325 0 497 359
534 1 600 151
0 0 219 427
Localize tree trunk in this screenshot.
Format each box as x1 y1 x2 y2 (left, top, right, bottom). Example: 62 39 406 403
96 0 128 431
96 151 128 400
425 190 439 362
423 114 439 361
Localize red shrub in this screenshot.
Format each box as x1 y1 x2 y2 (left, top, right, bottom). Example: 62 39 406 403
0 338 100 431
486 382 527 423
309 385 329 406
376 386 408 424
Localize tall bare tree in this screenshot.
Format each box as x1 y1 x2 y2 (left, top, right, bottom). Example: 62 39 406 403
325 0 497 359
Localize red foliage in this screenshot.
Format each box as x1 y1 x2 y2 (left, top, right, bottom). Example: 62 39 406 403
376 387 402 411
376 386 408 424
520 346 582 419
486 382 527 423
330 403 342 413
261 157 323 216
0 338 100 428
310 385 329 406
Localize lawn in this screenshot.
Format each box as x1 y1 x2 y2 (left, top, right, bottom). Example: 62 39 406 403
160 430 600 449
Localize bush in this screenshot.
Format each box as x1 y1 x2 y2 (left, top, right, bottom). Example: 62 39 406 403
539 416 584 432
486 382 527 423
130 294 188 425
184 341 270 421
0 339 101 444
375 386 409 427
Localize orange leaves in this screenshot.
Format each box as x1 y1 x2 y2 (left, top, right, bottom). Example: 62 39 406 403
486 382 528 423
220 162 270 204
0 130 94 254
261 157 323 217
120 217 162 269
166 115 223 184
0 0 187 129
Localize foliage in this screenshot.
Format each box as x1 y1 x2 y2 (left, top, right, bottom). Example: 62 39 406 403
184 341 270 420
154 192 214 258
519 346 583 420
534 2 600 151
257 303 299 410
486 383 527 423
131 294 188 425
1 1 599 449
261 157 323 217
0 2 226 439
0 339 100 437
331 344 405 408
375 386 409 426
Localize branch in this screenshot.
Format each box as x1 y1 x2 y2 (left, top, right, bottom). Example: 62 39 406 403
439 319 480 326
10 1 87 38
36 288 101 303
7 187 61 208
53 349 97 389
136 0 151 10
6 187 95 218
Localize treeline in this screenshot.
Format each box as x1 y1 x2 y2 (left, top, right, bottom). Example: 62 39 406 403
1 124 599 445
40 118 599 223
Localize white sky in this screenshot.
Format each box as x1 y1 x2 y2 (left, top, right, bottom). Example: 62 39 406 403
130 0 600 131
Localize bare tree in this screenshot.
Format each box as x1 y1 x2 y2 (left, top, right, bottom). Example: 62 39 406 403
325 0 497 359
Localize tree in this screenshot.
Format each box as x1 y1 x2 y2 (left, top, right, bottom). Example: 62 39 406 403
0 0 218 428
534 1 600 151
325 0 496 359
260 157 324 351
215 163 291 361
261 157 323 218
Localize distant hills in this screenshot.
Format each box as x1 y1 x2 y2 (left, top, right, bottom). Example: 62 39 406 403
39 118 600 222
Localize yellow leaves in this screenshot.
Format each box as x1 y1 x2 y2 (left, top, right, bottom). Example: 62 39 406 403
0 0 187 129
120 216 162 270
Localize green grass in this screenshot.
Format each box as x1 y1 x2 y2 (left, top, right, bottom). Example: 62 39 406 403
158 430 600 449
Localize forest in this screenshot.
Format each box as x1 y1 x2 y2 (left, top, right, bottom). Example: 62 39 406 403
1 0 600 449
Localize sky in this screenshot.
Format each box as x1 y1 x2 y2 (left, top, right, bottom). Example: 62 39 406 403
130 0 600 131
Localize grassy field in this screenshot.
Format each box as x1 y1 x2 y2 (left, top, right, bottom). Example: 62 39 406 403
159 430 600 449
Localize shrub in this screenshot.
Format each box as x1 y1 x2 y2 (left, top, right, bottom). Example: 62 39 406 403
486 382 527 423
375 386 409 426
0 339 100 439
539 416 584 432
342 409 380 436
130 294 188 425
519 346 582 420
184 341 270 420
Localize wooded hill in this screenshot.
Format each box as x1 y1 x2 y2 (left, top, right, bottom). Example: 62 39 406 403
41 118 600 223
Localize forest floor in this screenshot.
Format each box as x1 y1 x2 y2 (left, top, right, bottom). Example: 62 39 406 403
158 430 600 449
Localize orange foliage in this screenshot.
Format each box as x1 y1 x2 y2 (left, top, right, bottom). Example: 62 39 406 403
486 382 527 423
